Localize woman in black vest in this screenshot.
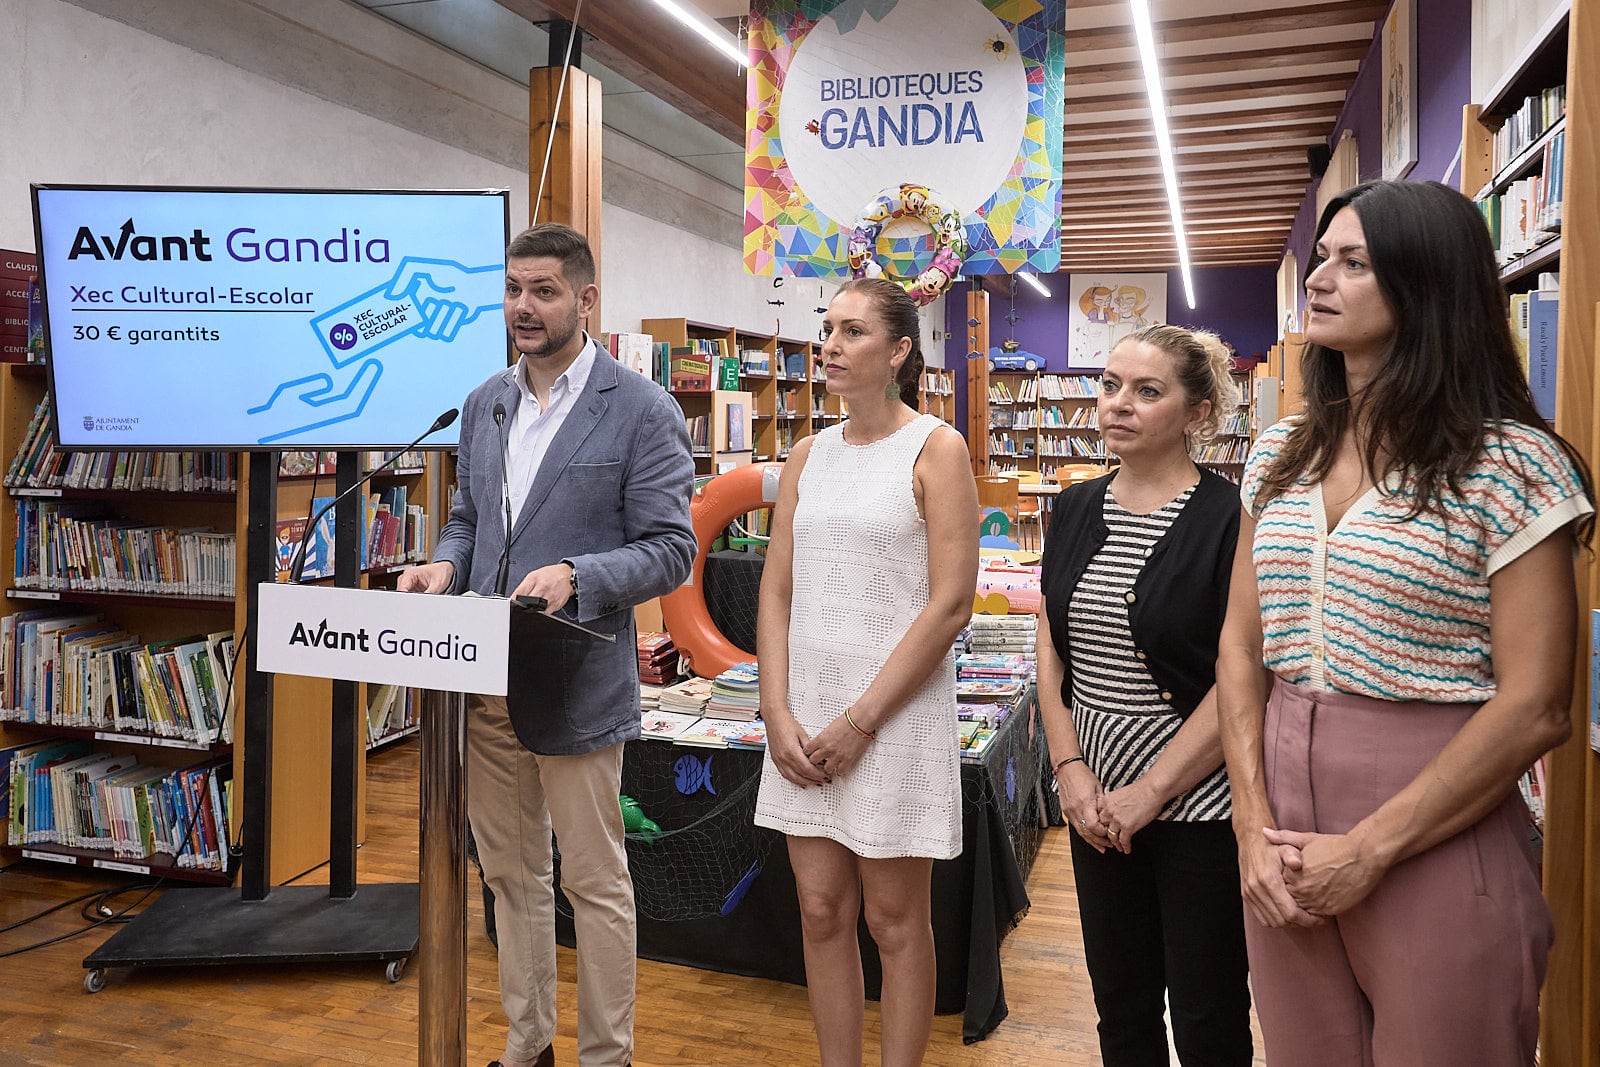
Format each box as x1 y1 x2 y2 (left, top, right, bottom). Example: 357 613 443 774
1037 324 1251 1065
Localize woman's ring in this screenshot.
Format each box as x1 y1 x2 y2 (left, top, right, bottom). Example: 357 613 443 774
1108 828 1120 837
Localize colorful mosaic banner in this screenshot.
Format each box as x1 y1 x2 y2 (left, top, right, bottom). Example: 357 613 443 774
744 0 1065 293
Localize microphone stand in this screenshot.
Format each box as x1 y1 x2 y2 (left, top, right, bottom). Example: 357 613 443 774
493 401 514 596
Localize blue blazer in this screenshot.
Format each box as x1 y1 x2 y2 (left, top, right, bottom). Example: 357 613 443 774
433 340 696 754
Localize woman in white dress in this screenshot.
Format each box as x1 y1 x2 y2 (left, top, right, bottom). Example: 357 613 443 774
754 277 978 1066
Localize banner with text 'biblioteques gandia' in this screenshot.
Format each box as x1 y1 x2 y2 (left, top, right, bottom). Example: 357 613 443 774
744 0 1065 296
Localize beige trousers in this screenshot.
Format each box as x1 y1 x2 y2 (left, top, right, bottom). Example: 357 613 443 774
467 694 635 1066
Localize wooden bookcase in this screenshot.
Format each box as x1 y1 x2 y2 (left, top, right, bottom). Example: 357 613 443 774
919 368 956 425
0 362 454 887
644 317 822 467
1462 2 1600 1059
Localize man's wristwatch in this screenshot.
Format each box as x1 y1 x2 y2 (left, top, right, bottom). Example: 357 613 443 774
560 559 578 599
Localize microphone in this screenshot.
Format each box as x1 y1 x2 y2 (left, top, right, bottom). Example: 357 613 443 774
287 407 460 583
493 401 514 596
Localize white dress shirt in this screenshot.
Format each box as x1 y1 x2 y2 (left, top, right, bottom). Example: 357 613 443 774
503 336 597 524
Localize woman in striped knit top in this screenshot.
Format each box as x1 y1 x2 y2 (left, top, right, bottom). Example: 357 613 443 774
1037 324 1252 1066
1218 180 1594 1065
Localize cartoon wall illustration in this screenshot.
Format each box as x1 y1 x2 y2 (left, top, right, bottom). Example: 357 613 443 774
1065 272 1168 368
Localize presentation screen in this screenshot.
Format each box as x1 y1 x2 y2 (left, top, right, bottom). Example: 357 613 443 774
31 185 511 449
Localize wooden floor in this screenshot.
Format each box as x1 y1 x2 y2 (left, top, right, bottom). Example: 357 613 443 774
0 742 1265 1066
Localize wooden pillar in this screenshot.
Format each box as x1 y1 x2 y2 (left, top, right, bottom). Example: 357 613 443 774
1547 1 1600 1060
966 287 991 477
529 64 605 332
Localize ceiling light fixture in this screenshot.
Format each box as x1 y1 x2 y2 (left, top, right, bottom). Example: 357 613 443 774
646 0 747 67
1129 0 1195 309
1018 273 1052 298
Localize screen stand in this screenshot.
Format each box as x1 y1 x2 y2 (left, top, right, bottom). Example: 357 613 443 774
81 452 468 1064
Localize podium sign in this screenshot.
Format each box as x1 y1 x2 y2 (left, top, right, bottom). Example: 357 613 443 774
257 583 509 696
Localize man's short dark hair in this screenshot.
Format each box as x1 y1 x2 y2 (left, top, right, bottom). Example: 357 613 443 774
506 222 596 289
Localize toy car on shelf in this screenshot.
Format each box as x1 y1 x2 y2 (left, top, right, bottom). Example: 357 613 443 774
988 344 1041 372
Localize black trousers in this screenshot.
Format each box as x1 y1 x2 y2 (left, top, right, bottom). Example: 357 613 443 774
1069 818 1252 1067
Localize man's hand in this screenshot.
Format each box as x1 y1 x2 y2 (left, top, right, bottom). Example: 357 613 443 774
511 562 576 613
398 560 454 594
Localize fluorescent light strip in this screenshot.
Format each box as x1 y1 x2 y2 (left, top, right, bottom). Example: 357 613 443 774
1018 273 1052 298
1129 0 1196 309
645 0 747 67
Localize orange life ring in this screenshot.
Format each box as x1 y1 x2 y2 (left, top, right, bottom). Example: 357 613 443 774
659 462 784 678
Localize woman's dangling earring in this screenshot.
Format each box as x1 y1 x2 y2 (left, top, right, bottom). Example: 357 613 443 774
885 378 900 402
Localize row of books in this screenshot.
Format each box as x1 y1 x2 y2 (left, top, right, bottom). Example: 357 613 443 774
1479 154 1564 265
1041 406 1098 429
602 331 662 381
365 683 416 747
989 432 1036 458
3 739 232 869
1 609 236 743
1510 282 1560 422
13 498 236 598
279 450 429 478
993 374 1102 403
1039 437 1106 459
5 395 236 493
638 708 767 749
273 485 427 580
1193 439 1249 463
967 613 1037 656
637 630 679 686
1491 84 1565 176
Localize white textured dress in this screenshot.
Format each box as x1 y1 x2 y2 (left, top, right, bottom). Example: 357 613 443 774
754 414 962 860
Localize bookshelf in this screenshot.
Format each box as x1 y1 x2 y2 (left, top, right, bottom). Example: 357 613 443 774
643 317 823 466
0 362 455 886
919 368 956 425
1462 1 1600 1059
0 363 238 885
984 367 1252 482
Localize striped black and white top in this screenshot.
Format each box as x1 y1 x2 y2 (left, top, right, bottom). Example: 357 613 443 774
1067 485 1231 822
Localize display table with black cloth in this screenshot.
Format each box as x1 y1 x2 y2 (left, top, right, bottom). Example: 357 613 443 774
547 691 1044 1043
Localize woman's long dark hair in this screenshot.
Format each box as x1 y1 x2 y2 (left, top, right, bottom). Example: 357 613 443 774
1256 179 1593 543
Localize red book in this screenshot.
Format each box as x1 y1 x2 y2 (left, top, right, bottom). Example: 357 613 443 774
0 249 37 282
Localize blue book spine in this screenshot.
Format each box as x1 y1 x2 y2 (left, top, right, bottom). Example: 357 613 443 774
1526 289 1560 422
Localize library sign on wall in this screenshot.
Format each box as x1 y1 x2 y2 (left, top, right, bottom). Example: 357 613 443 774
744 0 1065 293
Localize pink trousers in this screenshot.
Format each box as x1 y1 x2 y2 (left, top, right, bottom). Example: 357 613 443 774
1246 678 1552 1067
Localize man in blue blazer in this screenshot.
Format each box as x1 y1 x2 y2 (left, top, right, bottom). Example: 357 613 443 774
400 222 695 1067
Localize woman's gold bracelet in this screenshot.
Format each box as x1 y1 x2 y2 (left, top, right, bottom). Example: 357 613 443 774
844 706 877 740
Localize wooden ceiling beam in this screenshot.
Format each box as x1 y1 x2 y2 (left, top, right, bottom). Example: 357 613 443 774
1067 74 1355 112
1063 182 1312 204
1064 1 1387 54
493 0 744 142
1064 100 1341 130
1070 146 1308 169
1062 215 1301 231
1068 122 1334 153
1069 41 1369 84
1063 197 1303 216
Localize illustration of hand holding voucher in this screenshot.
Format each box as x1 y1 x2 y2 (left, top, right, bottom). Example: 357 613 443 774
248 258 501 444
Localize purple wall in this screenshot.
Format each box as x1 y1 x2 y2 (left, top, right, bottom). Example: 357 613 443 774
945 264 1277 435
1282 0 1473 313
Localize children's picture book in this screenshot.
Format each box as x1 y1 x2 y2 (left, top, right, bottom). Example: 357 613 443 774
639 709 703 741
956 679 1025 702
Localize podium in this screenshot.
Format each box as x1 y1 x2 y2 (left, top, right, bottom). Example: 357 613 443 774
255 581 510 1064
81 453 507 1067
